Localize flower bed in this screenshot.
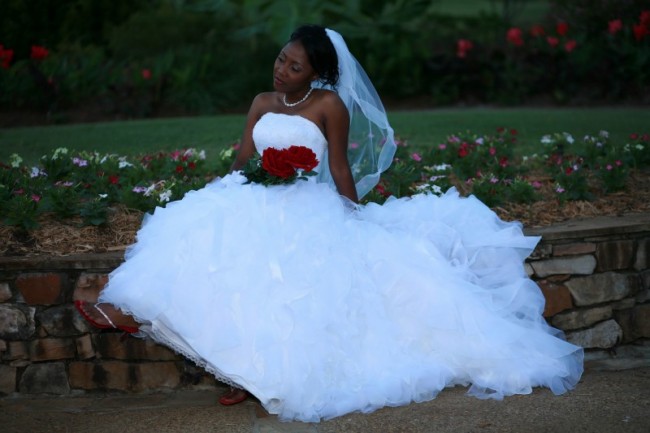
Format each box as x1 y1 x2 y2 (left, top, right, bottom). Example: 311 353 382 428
1 128 649 256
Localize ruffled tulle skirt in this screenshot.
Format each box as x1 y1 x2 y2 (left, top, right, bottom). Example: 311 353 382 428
100 172 583 422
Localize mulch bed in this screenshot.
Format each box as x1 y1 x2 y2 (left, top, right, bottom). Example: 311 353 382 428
2 169 649 257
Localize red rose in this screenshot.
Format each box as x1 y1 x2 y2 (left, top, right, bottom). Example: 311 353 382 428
564 39 577 53
0 45 14 69
284 145 318 172
529 24 545 37
262 147 295 178
556 22 569 36
506 27 524 46
547 36 559 47
608 19 623 35
30 45 49 60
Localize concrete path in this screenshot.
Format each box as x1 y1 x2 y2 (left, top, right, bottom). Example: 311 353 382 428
2 365 649 433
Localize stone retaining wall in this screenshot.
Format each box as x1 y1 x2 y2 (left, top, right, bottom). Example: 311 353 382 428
1 213 649 396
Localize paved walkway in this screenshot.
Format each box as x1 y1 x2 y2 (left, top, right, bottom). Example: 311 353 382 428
2 363 649 433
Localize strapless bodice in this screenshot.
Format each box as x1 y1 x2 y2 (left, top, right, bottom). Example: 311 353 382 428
252 113 328 165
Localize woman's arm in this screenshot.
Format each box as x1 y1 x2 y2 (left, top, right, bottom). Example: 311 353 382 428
323 94 358 203
230 94 268 172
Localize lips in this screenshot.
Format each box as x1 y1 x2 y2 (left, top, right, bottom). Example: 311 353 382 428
274 76 285 88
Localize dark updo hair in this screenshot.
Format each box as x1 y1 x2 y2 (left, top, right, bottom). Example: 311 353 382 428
289 25 339 87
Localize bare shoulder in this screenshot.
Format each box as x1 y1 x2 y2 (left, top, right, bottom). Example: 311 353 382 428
248 92 278 117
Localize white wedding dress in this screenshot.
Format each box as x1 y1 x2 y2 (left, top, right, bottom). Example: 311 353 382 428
100 112 584 422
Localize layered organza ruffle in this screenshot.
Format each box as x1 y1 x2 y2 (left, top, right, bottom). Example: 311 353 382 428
100 173 583 422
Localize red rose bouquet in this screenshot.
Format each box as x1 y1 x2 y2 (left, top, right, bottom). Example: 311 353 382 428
243 145 319 185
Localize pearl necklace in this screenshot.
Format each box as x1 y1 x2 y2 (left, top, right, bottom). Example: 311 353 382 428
282 87 314 107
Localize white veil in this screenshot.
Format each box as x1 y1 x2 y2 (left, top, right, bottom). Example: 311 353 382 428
314 28 396 199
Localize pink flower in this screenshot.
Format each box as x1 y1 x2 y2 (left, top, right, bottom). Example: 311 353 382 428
507 27 524 46
608 19 623 35
350 142 359 149
606 164 613 171
555 186 565 194
31 194 41 202
615 160 623 166
564 39 577 53
438 143 446 150
141 69 152 80
489 147 497 156
410 153 422 162
456 39 473 58
547 36 559 47
556 22 569 36
532 181 542 189
630 133 639 140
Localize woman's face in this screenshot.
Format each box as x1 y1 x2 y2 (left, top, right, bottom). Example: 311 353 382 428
273 41 318 93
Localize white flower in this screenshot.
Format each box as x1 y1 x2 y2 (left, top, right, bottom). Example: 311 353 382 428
434 163 451 171
159 190 172 203
475 137 484 145
118 160 133 169
199 150 206 160
563 132 575 144
522 156 529 162
52 147 68 160
10 154 23 168
220 148 234 160
540 135 552 144
599 130 609 139
98 193 108 199
30 167 46 178
144 184 156 197
636 144 644 151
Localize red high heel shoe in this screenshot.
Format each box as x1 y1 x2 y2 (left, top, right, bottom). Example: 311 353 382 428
218 387 248 406
74 300 139 334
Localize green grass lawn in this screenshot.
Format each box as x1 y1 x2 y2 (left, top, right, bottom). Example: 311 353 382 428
0 107 647 167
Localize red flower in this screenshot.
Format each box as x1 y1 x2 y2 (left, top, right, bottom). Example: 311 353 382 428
0 45 14 69
608 19 623 35
175 165 184 174
530 24 545 37
565 166 573 175
633 23 649 41
456 39 473 58
546 36 559 48
499 156 509 168
283 145 318 172
556 22 569 36
261 148 296 179
510 128 518 135
141 68 152 80
30 45 49 60
458 143 469 158
564 39 577 53
108 175 119 185
630 133 639 140
188 161 196 170
641 10 650 27
506 27 524 46
375 183 390 198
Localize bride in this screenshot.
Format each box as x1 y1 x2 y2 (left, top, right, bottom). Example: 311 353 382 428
75 24 583 423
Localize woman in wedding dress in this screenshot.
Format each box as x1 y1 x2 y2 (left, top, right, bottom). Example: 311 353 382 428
75 25 583 423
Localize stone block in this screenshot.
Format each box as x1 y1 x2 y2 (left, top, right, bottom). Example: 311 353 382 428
73 273 109 301
566 319 622 349
553 242 596 257
642 270 650 291
565 272 632 306
636 289 650 303
29 337 76 362
537 280 573 317
6 340 29 360
524 263 534 277
95 333 178 361
76 334 95 359
551 305 612 331
529 243 552 260
19 362 70 394
634 238 650 271
614 304 650 343
0 339 6 352
38 304 87 337
595 240 635 271
0 364 16 394
15 273 65 305
0 282 12 302
69 360 181 392
529 255 596 278
0 305 36 340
